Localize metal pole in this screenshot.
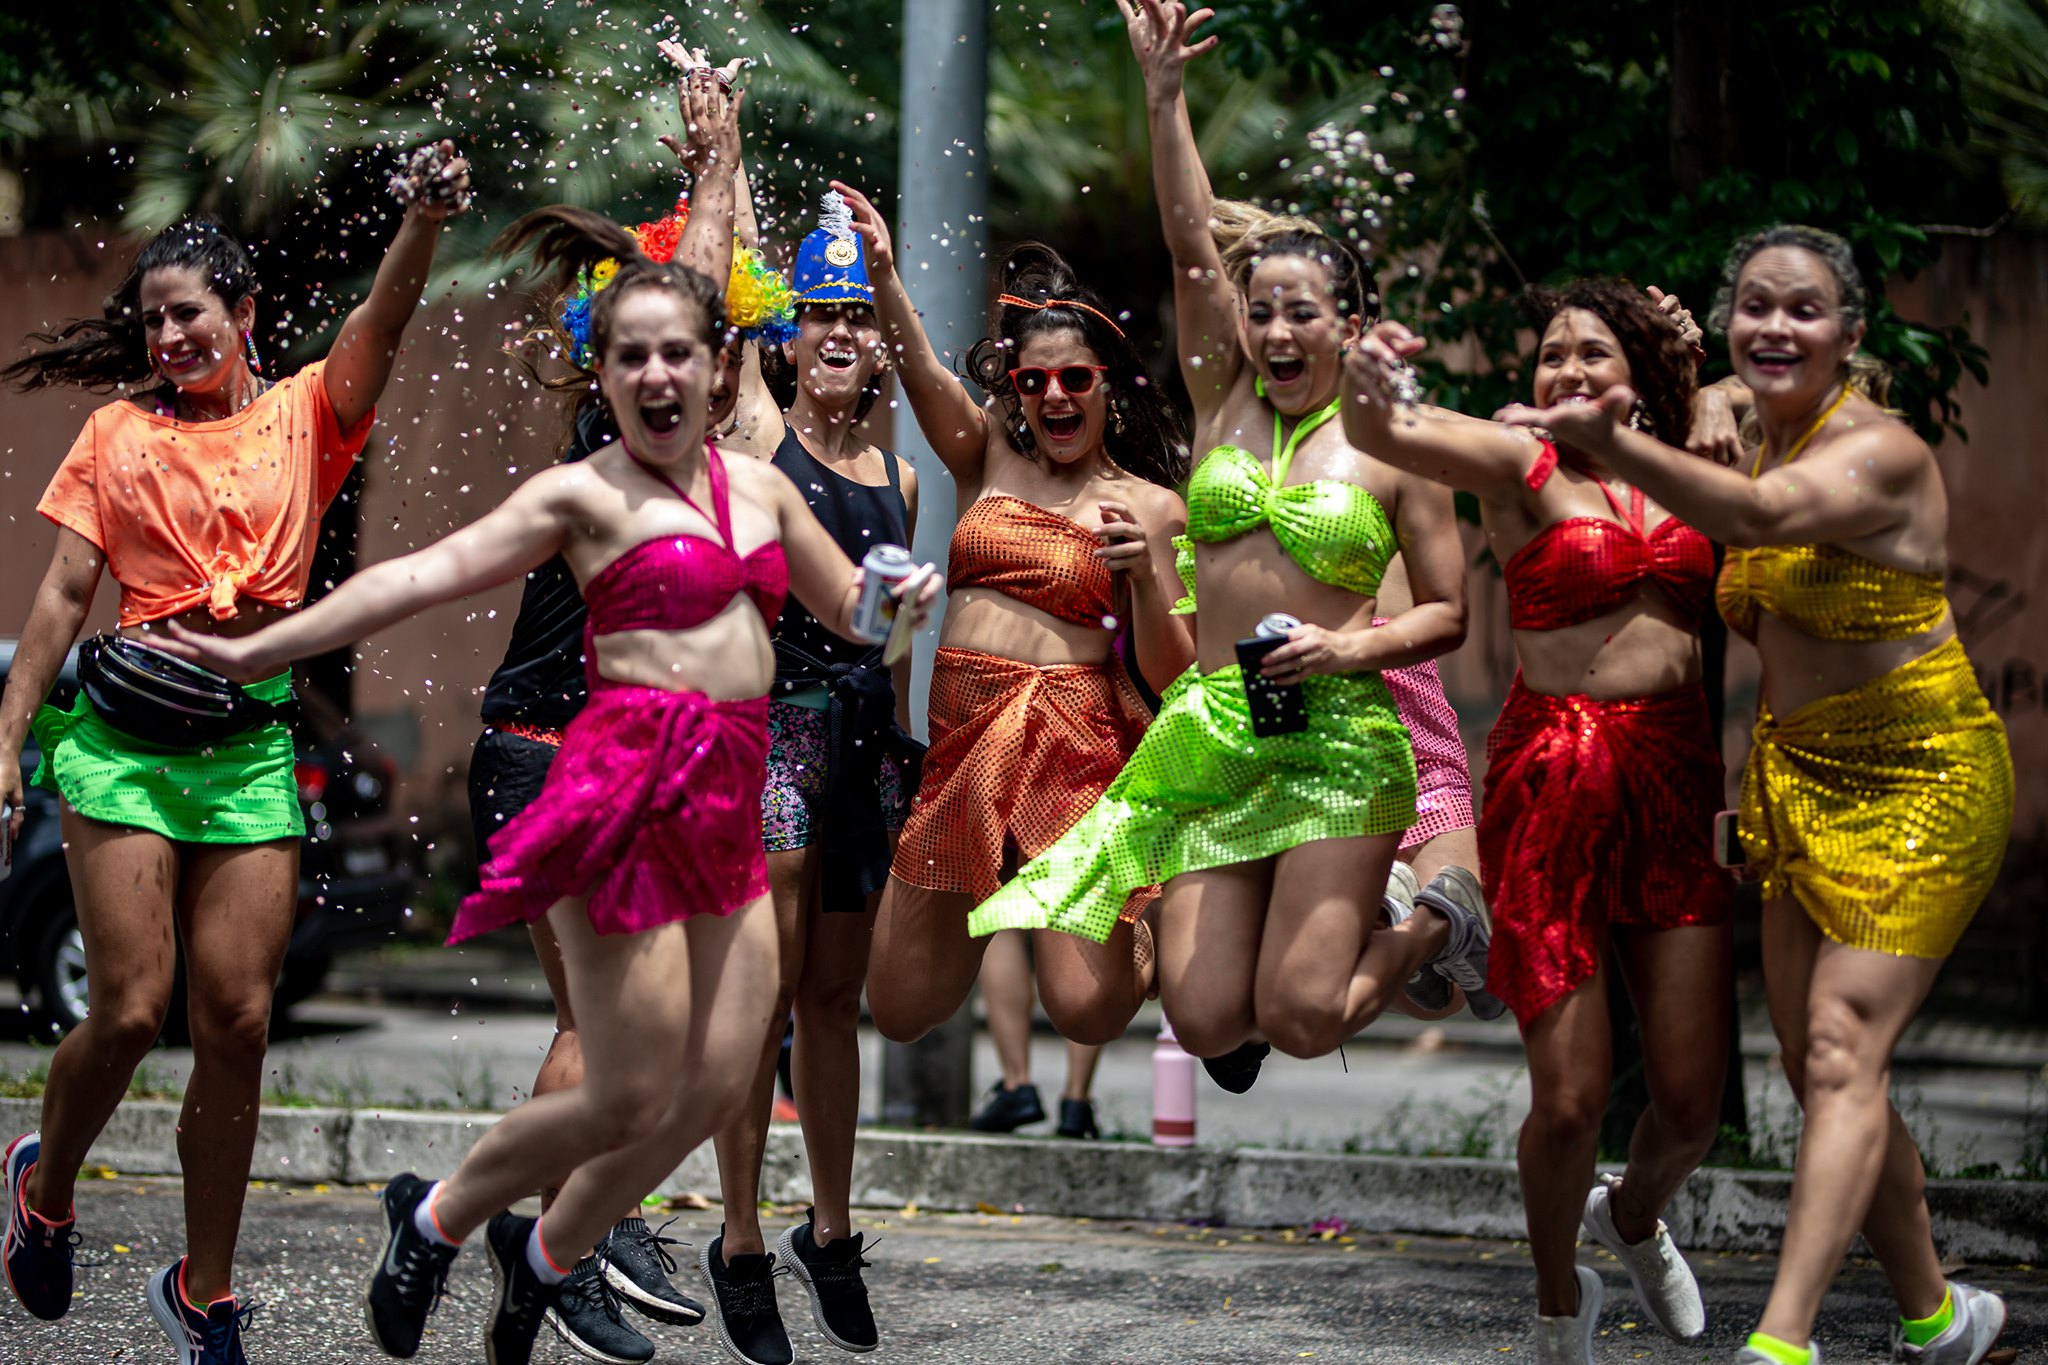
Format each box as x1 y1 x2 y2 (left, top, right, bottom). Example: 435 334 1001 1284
879 0 988 1131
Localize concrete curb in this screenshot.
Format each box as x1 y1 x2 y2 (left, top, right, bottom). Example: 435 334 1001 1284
5 1098 2041 1262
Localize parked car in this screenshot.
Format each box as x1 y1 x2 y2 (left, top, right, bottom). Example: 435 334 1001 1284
0 639 414 1034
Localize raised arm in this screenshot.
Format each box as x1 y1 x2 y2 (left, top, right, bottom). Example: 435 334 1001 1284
1344 321 1539 499
0 529 103 833
324 141 472 432
1122 0 1239 419
160 475 572 682
657 40 749 273
832 181 990 480
1499 386 1922 549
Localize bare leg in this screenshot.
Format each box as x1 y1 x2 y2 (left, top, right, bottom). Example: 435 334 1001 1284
1517 965 1613 1317
1756 900 1948 1344
789 881 880 1248
1033 919 1148 1046
1061 1042 1101 1102
1605 923 1732 1244
1256 833 1446 1056
26 813 179 1222
1154 861 1268 1058
171 839 297 1304
978 930 1036 1091
1402 824 1479 890
523 916 586 1210
866 879 987 1042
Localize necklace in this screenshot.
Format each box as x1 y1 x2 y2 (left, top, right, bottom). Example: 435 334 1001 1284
1750 386 1850 479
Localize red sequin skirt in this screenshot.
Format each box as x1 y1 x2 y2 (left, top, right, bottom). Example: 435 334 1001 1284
1479 676 1731 1028
450 682 771 942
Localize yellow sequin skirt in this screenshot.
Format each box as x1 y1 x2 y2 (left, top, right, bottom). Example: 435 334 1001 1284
1742 636 2012 956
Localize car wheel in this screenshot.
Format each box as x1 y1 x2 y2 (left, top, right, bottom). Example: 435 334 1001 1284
33 904 91 1034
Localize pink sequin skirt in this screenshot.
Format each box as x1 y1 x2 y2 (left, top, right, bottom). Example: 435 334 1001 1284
1375 619 1475 852
450 683 771 942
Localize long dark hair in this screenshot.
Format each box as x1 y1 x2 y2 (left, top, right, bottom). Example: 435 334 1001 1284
962 243 1189 489
1525 279 1697 447
4 217 258 393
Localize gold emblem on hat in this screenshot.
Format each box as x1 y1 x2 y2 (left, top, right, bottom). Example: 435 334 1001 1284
824 239 858 267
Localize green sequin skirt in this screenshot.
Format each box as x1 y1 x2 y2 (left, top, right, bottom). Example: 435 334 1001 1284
967 664 1417 943
31 673 303 844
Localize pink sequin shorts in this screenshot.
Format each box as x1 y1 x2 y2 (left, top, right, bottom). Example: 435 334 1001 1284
1375 620 1475 852
450 682 771 942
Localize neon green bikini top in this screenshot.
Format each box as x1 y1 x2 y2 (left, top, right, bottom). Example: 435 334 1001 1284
1171 396 1397 614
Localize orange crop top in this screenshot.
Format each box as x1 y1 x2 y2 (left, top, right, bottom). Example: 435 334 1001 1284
947 495 1116 628
38 361 374 627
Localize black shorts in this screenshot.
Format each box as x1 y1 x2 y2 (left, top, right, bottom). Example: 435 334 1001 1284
467 727 563 858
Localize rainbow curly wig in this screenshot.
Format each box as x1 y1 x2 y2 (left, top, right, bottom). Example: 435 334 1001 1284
559 197 797 366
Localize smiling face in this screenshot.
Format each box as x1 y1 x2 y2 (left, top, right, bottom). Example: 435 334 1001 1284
1727 246 1864 404
1531 308 1634 409
138 264 255 398
594 285 714 460
1013 329 1109 464
785 302 883 413
1239 253 1360 414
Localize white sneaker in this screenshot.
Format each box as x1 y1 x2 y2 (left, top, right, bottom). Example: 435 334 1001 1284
1582 1172 1705 1340
1893 1282 2006 1363
1736 1345 1821 1364
1534 1264 1603 1365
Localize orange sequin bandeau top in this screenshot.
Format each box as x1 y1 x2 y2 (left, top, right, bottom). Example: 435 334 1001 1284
948 495 1116 628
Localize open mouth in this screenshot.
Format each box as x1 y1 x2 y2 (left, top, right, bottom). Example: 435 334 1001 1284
639 399 684 435
160 350 205 374
1266 356 1305 385
818 348 859 374
1748 349 1801 374
1041 411 1083 441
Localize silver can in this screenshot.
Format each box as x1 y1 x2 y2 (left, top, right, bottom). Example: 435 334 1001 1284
1257 612 1303 639
852 544 916 643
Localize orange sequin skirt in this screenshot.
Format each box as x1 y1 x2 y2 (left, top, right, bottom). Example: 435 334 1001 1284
892 646 1152 909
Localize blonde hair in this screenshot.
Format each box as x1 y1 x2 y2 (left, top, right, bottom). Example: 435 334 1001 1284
1207 199 1378 321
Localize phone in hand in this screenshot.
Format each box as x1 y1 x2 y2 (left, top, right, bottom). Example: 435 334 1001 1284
1234 634 1309 737
1713 809 1746 869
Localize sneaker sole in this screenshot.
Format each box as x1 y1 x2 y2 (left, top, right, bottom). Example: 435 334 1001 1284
698 1239 793 1365
601 1260 706 1326
144 1265 202 1365
1581 1186 1703 1341
1959 1287 2007 1364
544 1305 654 1365
777 1224 878 1354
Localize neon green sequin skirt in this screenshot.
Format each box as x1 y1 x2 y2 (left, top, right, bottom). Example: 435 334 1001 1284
31 673 303 844
967 665 1417 943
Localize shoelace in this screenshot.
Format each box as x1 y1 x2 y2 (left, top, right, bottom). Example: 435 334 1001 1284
395 1236 454 1317
562 1268 630 1327
804 1236 879 1290
722 1263 783 1320
204 1298 261 1364
612 1217 687 1278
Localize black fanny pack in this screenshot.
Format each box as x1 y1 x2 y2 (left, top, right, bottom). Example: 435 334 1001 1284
77 635 293 746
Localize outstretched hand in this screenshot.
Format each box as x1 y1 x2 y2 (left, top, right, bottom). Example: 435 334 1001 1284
1495 387 1634 455
1346 320 1428 409
388 140 472 222
1646 285 1707 364
656 41 745 176
1117 0 1219 99
829 182 895 279
153 621 277 684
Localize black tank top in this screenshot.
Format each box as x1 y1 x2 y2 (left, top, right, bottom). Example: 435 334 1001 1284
478 405 617 728
769 427 908 694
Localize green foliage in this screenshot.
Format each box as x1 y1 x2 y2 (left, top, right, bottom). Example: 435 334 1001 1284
1948 0 2048 226
1213 0 2007 444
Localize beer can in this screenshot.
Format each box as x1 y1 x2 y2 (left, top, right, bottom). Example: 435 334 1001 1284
1257 612 1303 639
852 544 916 643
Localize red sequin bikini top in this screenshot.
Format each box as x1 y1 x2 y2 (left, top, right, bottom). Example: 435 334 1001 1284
1503 441 1713 631
581 446 788 644
947 494 1115 628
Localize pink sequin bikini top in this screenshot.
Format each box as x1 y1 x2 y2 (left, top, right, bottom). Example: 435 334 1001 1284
1504 441 1713 631
581 447 788 647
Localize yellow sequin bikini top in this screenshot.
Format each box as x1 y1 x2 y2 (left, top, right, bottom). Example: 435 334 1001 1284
1716 389 1948 643
1171 397 1396 614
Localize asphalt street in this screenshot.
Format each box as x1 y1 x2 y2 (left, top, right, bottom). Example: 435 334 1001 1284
3 1180 2041 1364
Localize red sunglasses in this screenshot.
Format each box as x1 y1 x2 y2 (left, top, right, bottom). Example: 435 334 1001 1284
1008 364 1110 397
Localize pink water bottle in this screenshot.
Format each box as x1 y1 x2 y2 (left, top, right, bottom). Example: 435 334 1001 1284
1151 1018 1196 1147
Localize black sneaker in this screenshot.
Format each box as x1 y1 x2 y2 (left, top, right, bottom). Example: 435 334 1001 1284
1054 1098 1100 1139
599 1216 705 1325
483 1212 566 1365
779 1209 878 1353
363 1173 458 1359
1201 1040 1270 1094
699 1230 793 1365
4 1131 78 1321
967 1082 1045 1132
145 1258 258 1365
545 1256 654 1365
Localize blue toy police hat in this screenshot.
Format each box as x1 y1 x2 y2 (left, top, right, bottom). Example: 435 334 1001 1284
792 190 873 306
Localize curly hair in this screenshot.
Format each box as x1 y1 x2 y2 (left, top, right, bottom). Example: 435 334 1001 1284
1708 223 1890 404
962 242 1189 489
5 216 259 393
1526 279 1697 447
1208 199 1380 325
759 303 888 424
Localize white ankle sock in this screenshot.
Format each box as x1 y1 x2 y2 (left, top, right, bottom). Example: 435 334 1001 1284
412 1182 458 1247
525 1220 570 1285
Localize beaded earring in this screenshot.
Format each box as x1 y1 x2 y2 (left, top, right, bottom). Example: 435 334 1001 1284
1110 402 1127 436
244 332 264 374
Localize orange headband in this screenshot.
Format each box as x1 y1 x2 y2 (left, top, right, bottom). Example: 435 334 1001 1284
997 292 1127 340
